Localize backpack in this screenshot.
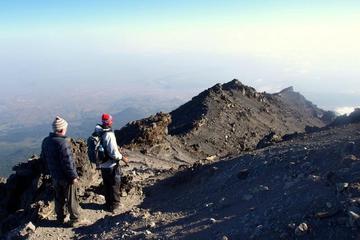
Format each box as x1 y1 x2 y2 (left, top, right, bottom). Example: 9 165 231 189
87 132 106 166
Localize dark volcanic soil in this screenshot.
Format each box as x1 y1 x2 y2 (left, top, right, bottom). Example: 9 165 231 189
78 123 360 240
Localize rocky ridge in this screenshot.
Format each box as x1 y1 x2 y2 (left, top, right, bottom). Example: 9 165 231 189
116 79 335 161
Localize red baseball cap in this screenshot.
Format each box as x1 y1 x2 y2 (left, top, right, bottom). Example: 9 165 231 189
102 113 113 126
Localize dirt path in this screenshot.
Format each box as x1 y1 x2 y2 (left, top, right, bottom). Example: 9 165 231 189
28 150 177 240
29 176 142 240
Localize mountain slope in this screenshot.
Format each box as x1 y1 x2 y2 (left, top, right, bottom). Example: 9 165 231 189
89 122 360 240
116 79 335 162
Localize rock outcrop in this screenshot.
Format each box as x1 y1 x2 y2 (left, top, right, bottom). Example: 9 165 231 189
0 139 98 237
115 112 171 148
330 108 360 127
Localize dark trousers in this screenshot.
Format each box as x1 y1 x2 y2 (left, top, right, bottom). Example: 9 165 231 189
53 180 80 222
101 164 121 209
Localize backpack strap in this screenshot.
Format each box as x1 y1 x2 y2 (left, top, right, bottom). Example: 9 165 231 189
100 131 110 160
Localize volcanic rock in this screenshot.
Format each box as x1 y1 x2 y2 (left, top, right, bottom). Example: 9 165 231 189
115 112 171 148
295 223 309 236
0 139 98 236
116 79 334 163
329 108 360 127
5 221 36 240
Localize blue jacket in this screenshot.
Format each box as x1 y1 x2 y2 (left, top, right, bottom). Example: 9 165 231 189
41 133 78 183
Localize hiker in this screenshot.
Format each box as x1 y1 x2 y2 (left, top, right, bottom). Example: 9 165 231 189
41 116 87 227
92 113 128 212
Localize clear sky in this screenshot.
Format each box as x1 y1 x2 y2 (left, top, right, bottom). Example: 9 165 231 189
0 0 359 113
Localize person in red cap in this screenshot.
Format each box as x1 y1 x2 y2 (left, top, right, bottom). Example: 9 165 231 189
92 113 128 212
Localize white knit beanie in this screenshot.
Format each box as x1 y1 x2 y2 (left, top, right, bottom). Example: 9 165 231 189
52 116 68 132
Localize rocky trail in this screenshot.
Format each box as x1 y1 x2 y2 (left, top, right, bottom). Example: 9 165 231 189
28 171 143 240
0 140 183 240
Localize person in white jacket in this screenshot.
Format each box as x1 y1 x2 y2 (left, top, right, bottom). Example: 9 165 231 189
94 113 128 212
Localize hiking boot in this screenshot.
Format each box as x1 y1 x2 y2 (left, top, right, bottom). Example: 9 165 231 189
57 218 66 226
68 218 91 227
57 214 71 226
102 203 112 212
110 204 122 214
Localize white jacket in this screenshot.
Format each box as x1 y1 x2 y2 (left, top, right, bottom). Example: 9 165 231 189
94 125 122 168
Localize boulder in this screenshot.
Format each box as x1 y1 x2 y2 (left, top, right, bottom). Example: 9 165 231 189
0 139 97 237
115 112 171 147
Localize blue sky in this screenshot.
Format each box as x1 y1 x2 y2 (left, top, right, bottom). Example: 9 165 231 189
1 1 358 22
0 0 359 112
1 1 359 28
